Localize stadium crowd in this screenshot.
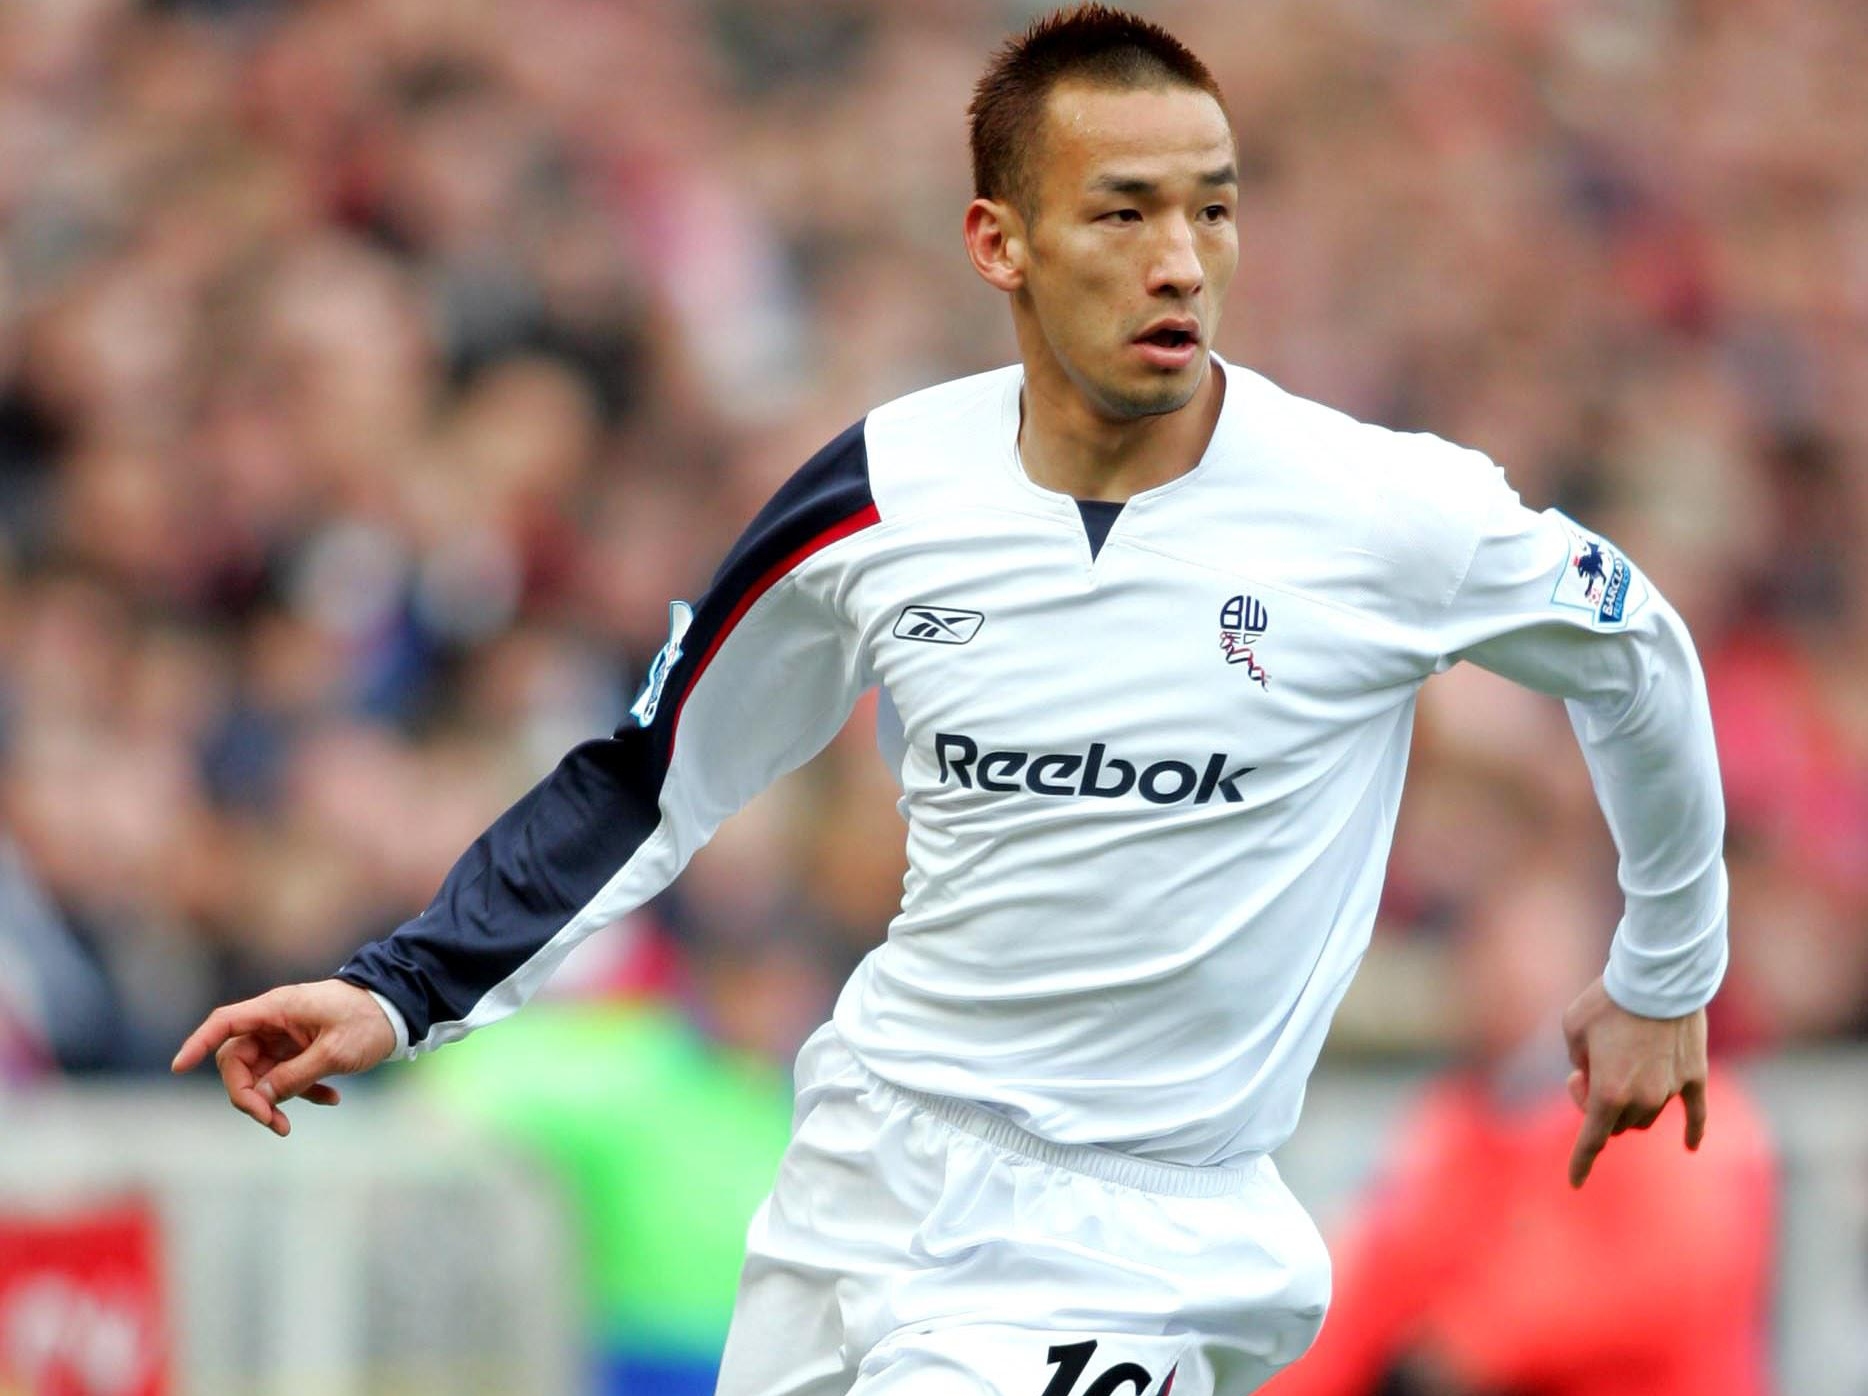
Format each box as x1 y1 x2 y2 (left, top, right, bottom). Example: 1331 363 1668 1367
1 0 1865 1079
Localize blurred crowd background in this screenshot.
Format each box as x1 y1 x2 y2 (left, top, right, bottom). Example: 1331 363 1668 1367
0 0 1864 1086
0 2 1860 1390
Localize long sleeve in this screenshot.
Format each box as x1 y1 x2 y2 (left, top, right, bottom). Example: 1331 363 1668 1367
1428 475 1727 1018
337 421 879 1057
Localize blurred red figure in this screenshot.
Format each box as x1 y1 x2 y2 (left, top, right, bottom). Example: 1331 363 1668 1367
1269 864 1777 1396
1266 1077 1774 1396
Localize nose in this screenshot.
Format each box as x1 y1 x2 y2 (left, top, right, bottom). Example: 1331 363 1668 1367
1148 215 1203 298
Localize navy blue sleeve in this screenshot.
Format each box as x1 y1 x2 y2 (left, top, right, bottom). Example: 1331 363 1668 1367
336 420 876 1049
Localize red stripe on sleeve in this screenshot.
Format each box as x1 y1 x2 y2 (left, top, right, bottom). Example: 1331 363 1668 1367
668 502 880 748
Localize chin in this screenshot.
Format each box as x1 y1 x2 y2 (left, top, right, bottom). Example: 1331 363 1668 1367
1052 344 1209 422
1096 370 1204 421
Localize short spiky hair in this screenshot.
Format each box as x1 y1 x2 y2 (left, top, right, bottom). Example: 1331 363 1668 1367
968 4 1226 215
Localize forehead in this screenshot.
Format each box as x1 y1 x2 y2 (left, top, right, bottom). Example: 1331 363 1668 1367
1034 81 1235 190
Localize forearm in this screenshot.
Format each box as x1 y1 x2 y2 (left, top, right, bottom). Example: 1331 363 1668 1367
1564 596 1727 1017
336 732 680 1056
1443 498 1729 1021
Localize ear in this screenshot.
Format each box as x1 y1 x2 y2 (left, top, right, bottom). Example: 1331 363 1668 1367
964 197 1027 294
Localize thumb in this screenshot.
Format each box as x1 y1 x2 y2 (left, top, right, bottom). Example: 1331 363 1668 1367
260 1041 338 1105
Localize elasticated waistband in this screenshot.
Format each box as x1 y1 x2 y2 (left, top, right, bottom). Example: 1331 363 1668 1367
862 1065 1260 1199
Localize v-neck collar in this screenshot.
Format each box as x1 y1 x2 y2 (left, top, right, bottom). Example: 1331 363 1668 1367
999 354 1232 516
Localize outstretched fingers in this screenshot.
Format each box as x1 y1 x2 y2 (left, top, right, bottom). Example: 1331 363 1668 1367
176 981 381 1138
1571 1083 1701 1186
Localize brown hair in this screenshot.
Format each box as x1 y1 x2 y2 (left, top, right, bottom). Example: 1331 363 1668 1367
968 4 1226 216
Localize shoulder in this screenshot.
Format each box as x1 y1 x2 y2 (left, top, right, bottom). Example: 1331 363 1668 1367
727 366 1020 578
1228 362 1506 512
770 365 1017 506
865 363 1020 439
738 416 875 550
1224 363 1513 609
1356 418 1511 581
862 365 1022 518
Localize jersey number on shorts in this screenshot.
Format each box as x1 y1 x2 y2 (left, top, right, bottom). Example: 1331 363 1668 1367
1040 1340 1164 1396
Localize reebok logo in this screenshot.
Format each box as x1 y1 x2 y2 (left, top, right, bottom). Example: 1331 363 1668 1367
934 733 1254 805
894 605 985 644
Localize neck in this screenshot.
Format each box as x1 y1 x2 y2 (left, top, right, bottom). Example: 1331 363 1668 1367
1014 345 1226 503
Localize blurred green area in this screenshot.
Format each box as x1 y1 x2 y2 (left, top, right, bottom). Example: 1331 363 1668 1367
414 1002 792 1357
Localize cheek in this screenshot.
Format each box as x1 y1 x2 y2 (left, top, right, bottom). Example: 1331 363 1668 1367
1030 245 1126 335
1202 232 1240 291
1041 217 1132 268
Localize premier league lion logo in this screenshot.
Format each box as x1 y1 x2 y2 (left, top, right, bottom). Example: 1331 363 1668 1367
1549 515 1642 627
1574 542 1608 601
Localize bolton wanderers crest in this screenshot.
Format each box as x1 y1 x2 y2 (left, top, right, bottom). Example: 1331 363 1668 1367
1220 594 1270 688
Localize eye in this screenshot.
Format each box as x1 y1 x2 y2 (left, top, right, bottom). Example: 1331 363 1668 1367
1100 208 1143 224
1199 203 1232 223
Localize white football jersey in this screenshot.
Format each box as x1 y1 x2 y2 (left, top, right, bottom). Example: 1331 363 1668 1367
341 357 1727 1167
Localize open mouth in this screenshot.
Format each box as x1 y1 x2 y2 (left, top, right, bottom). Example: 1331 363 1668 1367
1138 326 1198 349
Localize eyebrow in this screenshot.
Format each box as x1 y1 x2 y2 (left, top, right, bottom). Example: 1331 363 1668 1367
1090 164 1239 196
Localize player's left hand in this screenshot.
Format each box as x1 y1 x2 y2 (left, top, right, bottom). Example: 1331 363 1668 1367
1561 975 1708 1188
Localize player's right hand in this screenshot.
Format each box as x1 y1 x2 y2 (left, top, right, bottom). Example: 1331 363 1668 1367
171 979 398 1137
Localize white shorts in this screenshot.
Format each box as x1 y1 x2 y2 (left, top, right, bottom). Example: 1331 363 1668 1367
716 1027 1330 1396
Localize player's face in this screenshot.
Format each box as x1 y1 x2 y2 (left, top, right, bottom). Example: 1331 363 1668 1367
1020 82 1238 421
